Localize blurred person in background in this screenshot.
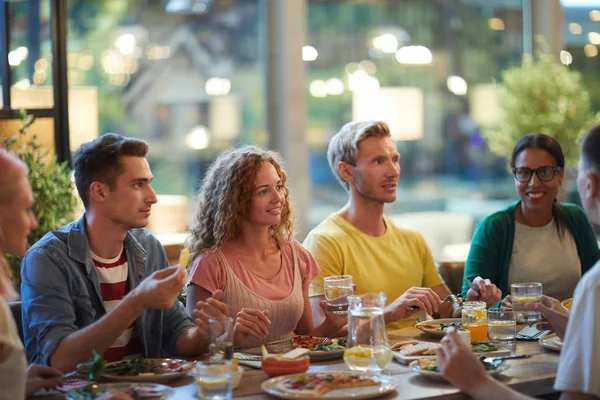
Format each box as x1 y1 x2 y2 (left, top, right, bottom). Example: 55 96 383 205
0 149 63 399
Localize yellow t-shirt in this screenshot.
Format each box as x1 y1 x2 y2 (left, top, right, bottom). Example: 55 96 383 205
304 213 443 330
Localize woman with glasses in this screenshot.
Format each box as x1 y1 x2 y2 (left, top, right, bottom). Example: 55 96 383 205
462 133 600 302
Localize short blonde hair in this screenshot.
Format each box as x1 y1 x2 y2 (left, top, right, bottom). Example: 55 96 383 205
327 120 391 191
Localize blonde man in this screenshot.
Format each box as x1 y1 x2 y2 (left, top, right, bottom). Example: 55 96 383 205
305 121 501 329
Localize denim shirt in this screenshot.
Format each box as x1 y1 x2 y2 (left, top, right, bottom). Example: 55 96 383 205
20 215 195 366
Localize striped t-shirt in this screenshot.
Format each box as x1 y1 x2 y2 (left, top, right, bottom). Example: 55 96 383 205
90 249 143 362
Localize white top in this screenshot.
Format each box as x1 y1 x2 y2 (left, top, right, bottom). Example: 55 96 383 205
0 299 27 400
554 259 600 397
508 219 581 301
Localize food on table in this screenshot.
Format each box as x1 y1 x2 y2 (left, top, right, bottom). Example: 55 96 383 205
418 321 463 331
276 373 379 396
70 383 166 399
391 340 437 356
291 335 346 352
178 248 190 268
262 355 310 377
104 358 191 376
471 343 499 353
415 357 503 373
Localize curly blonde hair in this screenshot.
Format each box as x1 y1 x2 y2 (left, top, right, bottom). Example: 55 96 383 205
185 146 294 267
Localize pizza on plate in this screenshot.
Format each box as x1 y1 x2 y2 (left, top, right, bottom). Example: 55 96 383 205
391 340 437 356
291 335 324 350
277 373 379 396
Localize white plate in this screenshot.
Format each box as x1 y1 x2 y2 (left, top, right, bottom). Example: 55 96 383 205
539 334 562 352
414 319 462 338
66 382 175 399
261 372 396 400
102 358 192 382
243 338 346 362
409 360 510 381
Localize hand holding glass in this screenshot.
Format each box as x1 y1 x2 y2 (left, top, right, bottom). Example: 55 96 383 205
324 275 354 314
511 283 542 323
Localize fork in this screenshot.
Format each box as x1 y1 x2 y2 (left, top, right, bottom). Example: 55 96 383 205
407 294 462 311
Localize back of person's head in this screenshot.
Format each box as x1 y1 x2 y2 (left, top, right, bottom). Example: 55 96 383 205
73 133 148 209
510 133 565 169
580 124 600 174
185 145 293 265
327 120 391 191
0 149 28 205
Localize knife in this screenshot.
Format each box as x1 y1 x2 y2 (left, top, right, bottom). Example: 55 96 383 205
465 278 479 292
481 354 533 362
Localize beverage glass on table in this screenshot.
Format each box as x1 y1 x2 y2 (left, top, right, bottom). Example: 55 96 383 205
511 283 542 323
324 275 354 314
208 317 235 361
344 292 393 373
462 301 488 342
194 360 233 400
488 308 516 342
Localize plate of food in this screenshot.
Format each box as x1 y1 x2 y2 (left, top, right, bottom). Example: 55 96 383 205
102 358 193 382
538 334 562 352
243 336 347 361
261 372 396 399
392 340 509 365
66 383 175 399
415 319 462 337
409 358 510 381
561 298 572 314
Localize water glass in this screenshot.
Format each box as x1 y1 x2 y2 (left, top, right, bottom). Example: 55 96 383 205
462 301 488 342
194 361 233 400
324 275 354 314
511 283 542 323
488 308 516 342
208 317 234 361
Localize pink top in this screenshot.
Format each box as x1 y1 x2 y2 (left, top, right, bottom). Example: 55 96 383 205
188 240 320 300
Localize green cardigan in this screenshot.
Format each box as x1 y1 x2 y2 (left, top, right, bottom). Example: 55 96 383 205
461 202 600 298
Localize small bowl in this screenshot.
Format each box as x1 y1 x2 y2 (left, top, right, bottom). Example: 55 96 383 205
231 366 244 389
261 355 310 377
561 298 572 314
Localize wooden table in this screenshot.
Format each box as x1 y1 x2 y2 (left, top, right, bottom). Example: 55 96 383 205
39 327 561 399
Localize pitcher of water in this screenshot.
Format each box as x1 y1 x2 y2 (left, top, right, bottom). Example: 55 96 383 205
343 292 392 373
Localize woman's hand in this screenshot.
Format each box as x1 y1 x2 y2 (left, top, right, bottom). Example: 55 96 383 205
501 295 513 309
233 308 271 345
436 328 491 396
320 300 349 333
525 295 569 339
465 277 502 307
25 364 63 396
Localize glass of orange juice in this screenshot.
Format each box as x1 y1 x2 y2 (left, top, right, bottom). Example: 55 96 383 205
462 301 488 342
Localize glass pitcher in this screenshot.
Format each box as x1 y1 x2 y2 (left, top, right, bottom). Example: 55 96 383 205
343 292 392 373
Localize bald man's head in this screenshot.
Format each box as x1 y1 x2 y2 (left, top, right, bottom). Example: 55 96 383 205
0 149 28 204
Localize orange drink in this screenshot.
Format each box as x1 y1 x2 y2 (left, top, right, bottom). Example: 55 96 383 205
463 323 488 342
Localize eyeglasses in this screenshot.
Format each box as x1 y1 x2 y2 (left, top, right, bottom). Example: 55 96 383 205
512 166 562 182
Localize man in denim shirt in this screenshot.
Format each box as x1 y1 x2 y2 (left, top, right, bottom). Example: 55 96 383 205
21 134 228 372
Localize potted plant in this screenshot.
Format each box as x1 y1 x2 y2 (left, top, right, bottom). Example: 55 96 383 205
483 39 600 167
1 110 78 290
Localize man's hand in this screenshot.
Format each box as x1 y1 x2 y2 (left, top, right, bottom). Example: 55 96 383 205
436 328 490 397
131 266 187 311
26 364 63 396
233 308 271 345
385 287 442 322
525 295 569 340
466 277 502 307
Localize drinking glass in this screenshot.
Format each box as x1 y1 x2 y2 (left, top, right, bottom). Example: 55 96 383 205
488 308 516 342
208 317 235 361
344 292 392 373
324 275 354 314
511 283 542 323
462 301 488 342
194 361 233 400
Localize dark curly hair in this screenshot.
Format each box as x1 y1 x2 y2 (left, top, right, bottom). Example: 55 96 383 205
184 146 294 267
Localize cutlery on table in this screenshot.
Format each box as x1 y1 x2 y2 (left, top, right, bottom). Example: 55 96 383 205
407 294 462 311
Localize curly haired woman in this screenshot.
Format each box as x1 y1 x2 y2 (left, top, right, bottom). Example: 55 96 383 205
185 146 346 348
